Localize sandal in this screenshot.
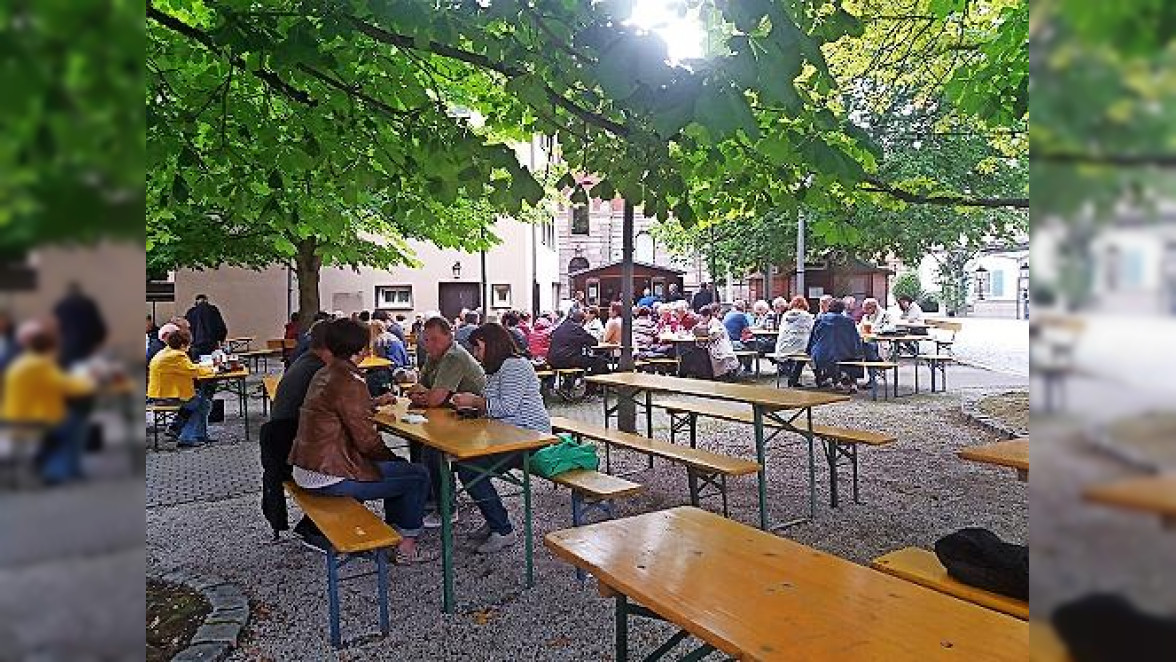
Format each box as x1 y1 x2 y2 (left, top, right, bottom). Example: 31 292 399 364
394 545 439 565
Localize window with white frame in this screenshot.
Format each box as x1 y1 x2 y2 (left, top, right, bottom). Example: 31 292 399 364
492 284 512 309
375 285 413 309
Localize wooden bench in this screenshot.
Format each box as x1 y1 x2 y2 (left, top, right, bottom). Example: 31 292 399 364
871 547 1029 620
765 352 811 387
544 468 644 582
733 349 759 376
636 356 679 374
260 376 280 417
146 403 182 451
284 482 400 648
930 320 963 355
1030 621 1072 662
551 416 758 517
658 399 897 508
238 347 280 372
837 360 903 399
918 354 954 392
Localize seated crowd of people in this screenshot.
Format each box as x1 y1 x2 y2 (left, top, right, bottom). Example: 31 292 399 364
152 292 922 564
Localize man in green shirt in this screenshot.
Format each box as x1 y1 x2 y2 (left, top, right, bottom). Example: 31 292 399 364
406 316 487 527
408 316 487 407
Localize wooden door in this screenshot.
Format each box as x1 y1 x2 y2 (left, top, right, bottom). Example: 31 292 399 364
438 283 481 321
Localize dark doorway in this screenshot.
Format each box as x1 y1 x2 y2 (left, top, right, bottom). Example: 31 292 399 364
438 282 481 321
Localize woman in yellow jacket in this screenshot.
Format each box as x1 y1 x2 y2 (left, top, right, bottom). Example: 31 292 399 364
2 322 94 484
147 329 215 447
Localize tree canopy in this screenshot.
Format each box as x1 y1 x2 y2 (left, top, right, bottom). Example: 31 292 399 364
144 0 1029 315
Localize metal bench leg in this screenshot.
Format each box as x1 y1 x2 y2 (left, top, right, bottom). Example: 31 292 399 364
825 440 839 509
326 549 342 648
689 413 698 449
720 475 729 518
571 492 587 582
615 594 629 662
851 443 861 504
377 547 390 637
687 468 700 507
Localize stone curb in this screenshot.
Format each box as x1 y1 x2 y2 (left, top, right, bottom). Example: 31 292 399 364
150 571 249 662
1085 421 1164 473
961 390 1028 439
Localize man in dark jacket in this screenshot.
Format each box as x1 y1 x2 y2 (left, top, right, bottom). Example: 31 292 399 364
184 294 228 357
691 282 715 313
53 282 107 367
260 320 330 543
808 299 864 392
547 309 607 373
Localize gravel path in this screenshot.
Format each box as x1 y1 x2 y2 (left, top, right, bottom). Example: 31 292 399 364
147 380 1030 660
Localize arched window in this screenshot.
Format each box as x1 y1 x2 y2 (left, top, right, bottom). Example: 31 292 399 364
569 257 589 273
635 232 655 263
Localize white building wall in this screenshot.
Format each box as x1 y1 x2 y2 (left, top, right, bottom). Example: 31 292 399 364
173 214 560 341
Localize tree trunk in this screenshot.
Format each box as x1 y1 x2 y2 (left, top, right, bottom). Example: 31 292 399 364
294 237 322 331
618 200 637 433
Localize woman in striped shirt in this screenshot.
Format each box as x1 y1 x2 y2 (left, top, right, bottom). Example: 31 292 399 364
449 323 550 554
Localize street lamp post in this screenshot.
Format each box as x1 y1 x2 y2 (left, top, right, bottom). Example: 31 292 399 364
1018 261 1030 320
973 265 989 303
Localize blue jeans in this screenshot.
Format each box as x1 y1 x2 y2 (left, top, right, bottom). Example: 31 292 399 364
176 395 211 442
312 460 429 537
456 453 523 535
37 411 87 483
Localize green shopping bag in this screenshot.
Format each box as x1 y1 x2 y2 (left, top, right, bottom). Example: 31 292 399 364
528 433 600 478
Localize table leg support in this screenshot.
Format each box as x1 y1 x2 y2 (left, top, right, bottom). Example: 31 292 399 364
806 407 816 520
523 451 534 588
753 406 768 530
439 458 455 614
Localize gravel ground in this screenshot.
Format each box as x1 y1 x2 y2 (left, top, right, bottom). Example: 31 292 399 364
147 377 1029 661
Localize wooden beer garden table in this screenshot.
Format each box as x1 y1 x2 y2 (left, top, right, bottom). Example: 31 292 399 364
546 507 1028 662
958 438 1029 481
372 403 557 613
585 372 848 529
1084 474 1176 530
357 355 394 370
224 336 254 353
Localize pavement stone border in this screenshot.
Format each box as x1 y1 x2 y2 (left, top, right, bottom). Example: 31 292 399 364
151 570 250 662
1084 419 1166 473
961 389 1028 439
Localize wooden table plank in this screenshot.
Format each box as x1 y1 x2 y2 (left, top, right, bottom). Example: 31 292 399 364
196 368 249 381
545 507 1027 661
585 371 849 410
959 439 1029 479
1084 474 1176 526
357 356 393 370
372 404 556 460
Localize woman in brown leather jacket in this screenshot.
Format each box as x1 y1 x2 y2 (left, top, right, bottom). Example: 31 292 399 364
288 319 436 564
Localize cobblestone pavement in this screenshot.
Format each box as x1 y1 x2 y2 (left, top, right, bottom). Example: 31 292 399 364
946 317 1029 376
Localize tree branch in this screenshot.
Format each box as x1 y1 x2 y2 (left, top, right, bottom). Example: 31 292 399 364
862 177 1027 209
344 15 630 137
147 3 316 107
1033 151 1176 167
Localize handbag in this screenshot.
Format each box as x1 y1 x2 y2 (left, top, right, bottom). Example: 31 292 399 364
527 434 599 478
